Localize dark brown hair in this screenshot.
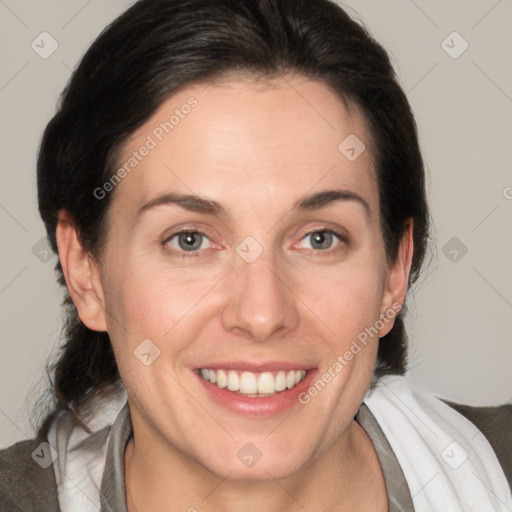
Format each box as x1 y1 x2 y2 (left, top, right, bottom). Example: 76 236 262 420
34 0 430 438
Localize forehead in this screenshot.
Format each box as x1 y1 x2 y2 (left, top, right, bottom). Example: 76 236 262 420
112 74 377 217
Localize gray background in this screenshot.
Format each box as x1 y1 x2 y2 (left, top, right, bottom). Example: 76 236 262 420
0 0 511 447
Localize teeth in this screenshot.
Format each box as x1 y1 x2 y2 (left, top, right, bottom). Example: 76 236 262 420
275 371 287 392
227 370 239 391
216 369 227 388
199 368 307 396
240 372 258 394
286 371 295 389
257 372 274 394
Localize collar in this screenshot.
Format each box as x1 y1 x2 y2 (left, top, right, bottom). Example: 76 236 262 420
99 401 413 512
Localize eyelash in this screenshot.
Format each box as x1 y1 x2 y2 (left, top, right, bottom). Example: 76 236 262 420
163 228 349 259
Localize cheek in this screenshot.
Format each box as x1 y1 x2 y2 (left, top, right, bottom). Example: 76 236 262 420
299 262 385 338
106 255 197 329
104 264 220 369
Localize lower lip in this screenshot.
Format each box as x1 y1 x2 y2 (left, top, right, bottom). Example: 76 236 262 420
194 369 318 417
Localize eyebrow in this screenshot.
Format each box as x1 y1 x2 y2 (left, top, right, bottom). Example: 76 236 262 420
296 189 371 218
136 188 371 220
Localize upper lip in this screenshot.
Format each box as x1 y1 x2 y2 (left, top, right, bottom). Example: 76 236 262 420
195 361 315 372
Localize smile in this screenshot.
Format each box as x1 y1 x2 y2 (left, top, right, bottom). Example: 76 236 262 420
199 368 308 397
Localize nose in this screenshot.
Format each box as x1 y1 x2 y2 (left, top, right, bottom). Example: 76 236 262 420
221 248 300 343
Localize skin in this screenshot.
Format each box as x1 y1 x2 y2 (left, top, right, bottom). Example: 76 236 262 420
56 73 413 512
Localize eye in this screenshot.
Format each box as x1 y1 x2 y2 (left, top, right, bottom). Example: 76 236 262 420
297 229 346 252
164 230 213 257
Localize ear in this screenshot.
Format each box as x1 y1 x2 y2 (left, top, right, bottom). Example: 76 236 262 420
378 219 414 337
56 209 108 332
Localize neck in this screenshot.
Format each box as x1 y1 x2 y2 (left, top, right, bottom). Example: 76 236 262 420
124 416 388 512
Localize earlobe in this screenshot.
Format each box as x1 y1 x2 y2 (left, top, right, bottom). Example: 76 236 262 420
56 209 108 332
378 220 414 337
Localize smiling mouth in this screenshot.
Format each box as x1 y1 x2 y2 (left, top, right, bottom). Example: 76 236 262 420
197 368 309 397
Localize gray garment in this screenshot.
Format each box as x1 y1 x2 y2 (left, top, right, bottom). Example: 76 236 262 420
1 399 511 512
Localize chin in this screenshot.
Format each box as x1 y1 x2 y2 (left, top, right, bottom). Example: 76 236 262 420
194 435 315 481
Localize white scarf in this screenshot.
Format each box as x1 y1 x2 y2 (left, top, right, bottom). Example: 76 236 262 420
364 375 512 511
48 376 512 511
47 391 127 511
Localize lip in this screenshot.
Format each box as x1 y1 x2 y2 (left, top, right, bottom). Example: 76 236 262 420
193 366 318 418
194 361 314 372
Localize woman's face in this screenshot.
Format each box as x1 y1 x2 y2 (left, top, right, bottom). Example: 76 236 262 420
88 74 410 479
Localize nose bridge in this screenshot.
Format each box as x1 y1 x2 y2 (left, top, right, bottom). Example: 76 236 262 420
221 241 299 341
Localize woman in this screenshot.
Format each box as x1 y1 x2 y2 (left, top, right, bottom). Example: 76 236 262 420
0 0 510 510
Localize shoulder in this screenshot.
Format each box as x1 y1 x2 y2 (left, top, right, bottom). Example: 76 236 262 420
442 398 512 491
0 437 60 511
365 375 512 493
